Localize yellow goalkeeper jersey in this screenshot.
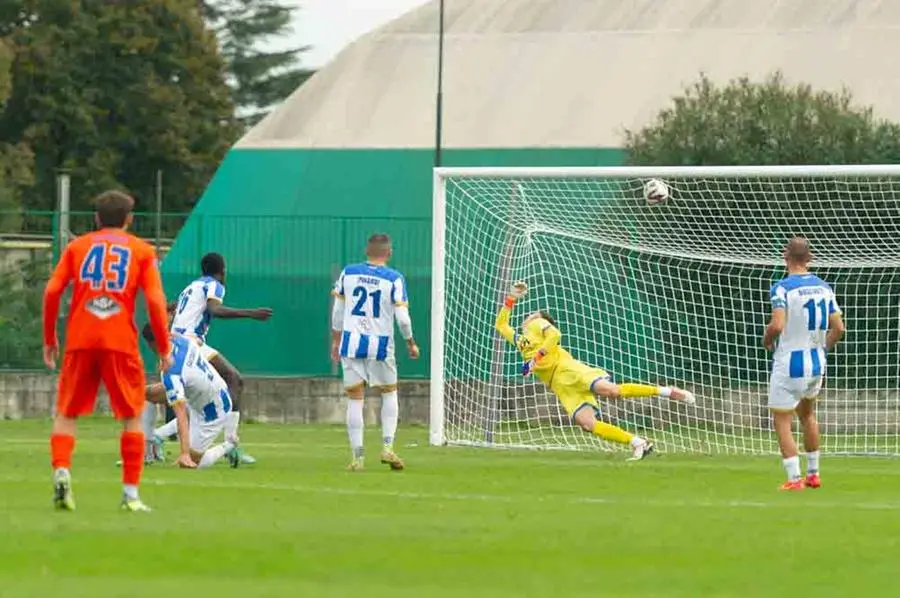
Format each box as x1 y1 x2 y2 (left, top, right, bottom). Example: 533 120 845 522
494 304 571 386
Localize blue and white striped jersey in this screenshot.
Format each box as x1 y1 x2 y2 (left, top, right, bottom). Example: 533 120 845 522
170 276 225 342
332 263 408 361
162 335 232 422
770 274 841 379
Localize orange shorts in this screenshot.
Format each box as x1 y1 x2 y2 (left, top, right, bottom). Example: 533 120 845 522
56 349 146 419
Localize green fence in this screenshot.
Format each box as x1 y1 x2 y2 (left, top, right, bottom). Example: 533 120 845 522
0 212 433 377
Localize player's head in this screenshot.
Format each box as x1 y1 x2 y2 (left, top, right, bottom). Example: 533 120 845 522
366 233 392 263
93 190 135 230
784 237 812 269
522 310 557 330
201 252 226 283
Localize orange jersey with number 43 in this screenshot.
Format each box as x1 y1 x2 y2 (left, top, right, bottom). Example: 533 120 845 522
43 229 170 356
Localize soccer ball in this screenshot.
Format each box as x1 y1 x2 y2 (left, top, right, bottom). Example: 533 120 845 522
643 179 669 205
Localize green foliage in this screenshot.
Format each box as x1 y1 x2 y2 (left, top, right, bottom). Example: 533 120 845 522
625 72 900 166
0 253 49 369
203 0 313 127
0 36 32 230
0 1 241 213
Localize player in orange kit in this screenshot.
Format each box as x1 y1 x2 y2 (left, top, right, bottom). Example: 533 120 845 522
43 190 172 512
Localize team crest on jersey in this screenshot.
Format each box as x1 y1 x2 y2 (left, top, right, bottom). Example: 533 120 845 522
358 319 372 333
86 295 122 319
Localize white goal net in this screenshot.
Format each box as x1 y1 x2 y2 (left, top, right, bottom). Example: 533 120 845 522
430 165 900 455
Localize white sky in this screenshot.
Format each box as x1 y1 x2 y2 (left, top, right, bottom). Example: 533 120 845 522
290 0 431 68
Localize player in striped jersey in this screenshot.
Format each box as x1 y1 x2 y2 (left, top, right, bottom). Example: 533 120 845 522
331 234 419 471
763 238 845 491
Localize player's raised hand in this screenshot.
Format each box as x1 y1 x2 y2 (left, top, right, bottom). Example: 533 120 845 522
249 307 273 321
407 339 420 360
175 453 197 469
509 281 528 300
42 345 58 370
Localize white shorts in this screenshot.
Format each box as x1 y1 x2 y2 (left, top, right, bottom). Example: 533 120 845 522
768 373 823 412
189 408 225 452
341 357 397 388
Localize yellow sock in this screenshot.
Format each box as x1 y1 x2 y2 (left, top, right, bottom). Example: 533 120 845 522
591 421 634 445
619 383 660 398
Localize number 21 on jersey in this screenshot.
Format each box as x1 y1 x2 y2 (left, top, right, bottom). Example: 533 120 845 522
79 244 131 292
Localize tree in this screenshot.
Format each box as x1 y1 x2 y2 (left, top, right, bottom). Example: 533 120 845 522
0 252 48 369
202 0 313 127
625 72 900 166
0 1 241 213
0 36 33 230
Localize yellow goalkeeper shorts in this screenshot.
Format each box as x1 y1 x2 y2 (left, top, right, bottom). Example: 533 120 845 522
550 360 611 417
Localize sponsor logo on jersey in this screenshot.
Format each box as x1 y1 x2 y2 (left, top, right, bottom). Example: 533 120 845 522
86 295 122 319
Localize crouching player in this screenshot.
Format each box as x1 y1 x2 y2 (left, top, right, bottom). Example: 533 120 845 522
496 282 696 460
143 329 242 469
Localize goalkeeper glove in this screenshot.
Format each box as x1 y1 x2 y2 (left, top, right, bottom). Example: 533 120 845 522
508 281 528 301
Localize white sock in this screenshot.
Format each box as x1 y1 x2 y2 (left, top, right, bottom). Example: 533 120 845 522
54 467 70 481
381 391 399 449
123 484 139 500
807 450 820 474
630 436 645 448
783 455 801 481
154 418 177 439
346 399 364 459
142 404 157 439
198 441 235 469
224 411 240 440
658 387 672 398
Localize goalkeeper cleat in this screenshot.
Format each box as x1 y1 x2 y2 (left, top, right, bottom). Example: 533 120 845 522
670 388 696 406
120 496 152 512
779 479 805 492
53 470 76 511
804 473 821 489
347 458 365 472
627 439 654 461
380 449 405 471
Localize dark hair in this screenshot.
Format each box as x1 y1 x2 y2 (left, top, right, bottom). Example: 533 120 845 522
366 233 391 258
93 190 134 227
538 310 556 327
201 252 225 277
785 237 812 265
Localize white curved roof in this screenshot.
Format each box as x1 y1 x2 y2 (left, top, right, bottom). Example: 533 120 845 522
238 0 900 149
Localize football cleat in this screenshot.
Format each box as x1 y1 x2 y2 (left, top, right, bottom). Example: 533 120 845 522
380 449 405 471
627 439 654 461
239 453 257 465
804 473 821 489
347 458 365 472
53 470 76 511
120 496 152 512
779 479 805 492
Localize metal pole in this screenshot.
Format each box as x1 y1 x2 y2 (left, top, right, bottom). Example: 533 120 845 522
155 169 163 256
434 0 445 167
57 172 70 250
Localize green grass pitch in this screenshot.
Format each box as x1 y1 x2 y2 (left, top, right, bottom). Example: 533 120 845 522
0 419 898 597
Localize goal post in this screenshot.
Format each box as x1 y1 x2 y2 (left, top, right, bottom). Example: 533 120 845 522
431 164 900 455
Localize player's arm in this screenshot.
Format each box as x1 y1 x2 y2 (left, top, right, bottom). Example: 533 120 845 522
762 284 787 351
138 251 172 361
826 295 845 350
41 246 75 365
205 282 272 321
162 371 196 469
494 281 528 345
392 275 419 359
330 269 346 362
535 322 562 358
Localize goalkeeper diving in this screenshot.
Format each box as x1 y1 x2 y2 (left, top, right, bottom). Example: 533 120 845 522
495 282 696 460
